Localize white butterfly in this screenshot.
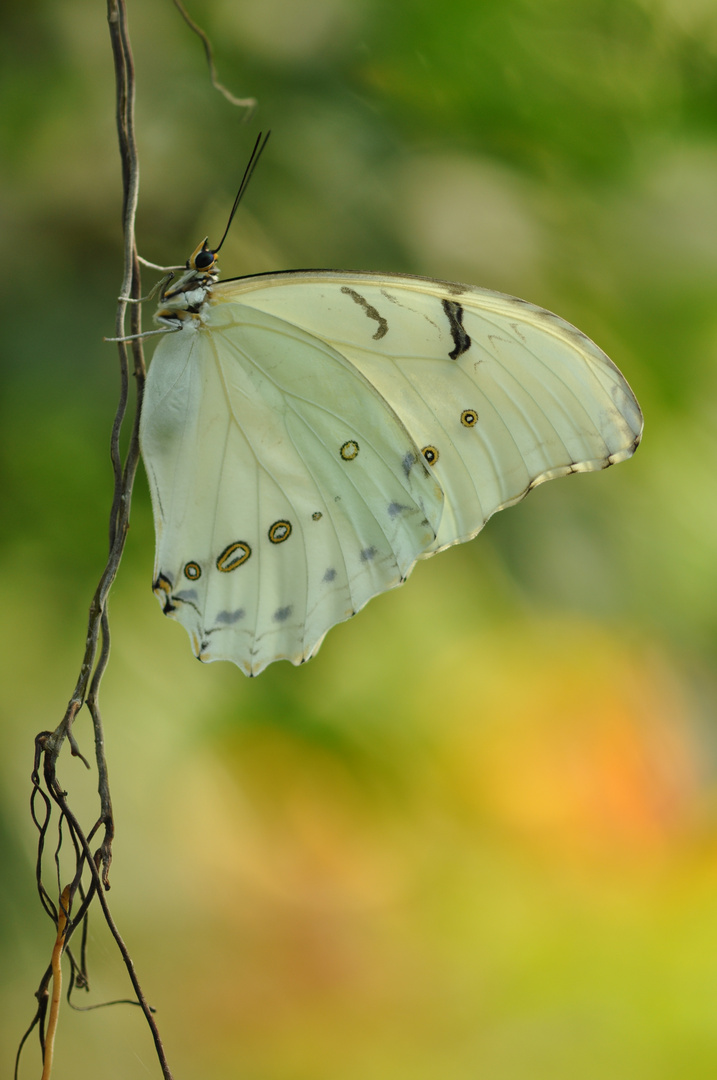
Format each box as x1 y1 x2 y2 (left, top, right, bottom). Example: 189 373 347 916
139 212 642 676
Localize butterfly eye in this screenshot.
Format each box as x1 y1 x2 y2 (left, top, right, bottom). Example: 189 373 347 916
340 440 359 461
194 248 216 270
461 410 478 427
422 445 439 465
186 238 216 271
184 561 202 580
268 520 292 543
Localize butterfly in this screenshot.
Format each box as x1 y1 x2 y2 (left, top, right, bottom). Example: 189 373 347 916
138 144 643 677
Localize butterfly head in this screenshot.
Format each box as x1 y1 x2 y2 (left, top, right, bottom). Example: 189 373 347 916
154 239 220 329
187 238 220 275
154 133 270 331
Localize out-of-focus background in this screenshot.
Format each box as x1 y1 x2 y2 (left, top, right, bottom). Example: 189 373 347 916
3 0 717 1077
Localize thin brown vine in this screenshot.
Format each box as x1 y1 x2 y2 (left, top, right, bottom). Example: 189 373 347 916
16 2 254 1077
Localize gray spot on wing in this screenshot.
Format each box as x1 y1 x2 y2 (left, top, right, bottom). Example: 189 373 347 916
442 298 471 359
341 286 388 340
360 546 378 562
387 501 410 518
402 451 416 478
174 589 199 602
273 605 293 622
215 608 245 625
323 568 337 583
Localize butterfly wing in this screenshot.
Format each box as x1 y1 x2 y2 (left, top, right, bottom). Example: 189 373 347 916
141 270 642 675
140 304 444 675
215 271 643 554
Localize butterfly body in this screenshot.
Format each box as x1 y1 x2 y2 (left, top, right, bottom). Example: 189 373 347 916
139 243 642 675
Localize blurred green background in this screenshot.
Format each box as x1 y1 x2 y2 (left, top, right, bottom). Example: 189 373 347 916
3 0 717 1077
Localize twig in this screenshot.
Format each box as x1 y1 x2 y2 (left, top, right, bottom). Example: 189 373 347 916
19 1 257 1075
173 0 257 113
41 886 71 1080
17 1 173 1077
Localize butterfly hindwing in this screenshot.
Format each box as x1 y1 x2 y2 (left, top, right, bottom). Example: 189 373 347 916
141 301 443 674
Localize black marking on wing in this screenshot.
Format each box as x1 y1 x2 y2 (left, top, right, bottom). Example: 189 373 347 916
154 573 175 613
380 289 402 304
168 590 202 616
341 286 388 340
442 299 471 359
380 288 441 333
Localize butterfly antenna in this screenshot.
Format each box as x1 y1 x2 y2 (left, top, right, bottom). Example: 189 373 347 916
213 131 271 254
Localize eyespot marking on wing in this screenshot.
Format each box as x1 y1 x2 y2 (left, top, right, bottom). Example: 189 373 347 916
184 561 202 580
442 298 471 359
312 511 323 521
217 541 252 572
460 409 478 427
340 440 359 461
340 286 388 340
268 520 292 543
422 445 439 466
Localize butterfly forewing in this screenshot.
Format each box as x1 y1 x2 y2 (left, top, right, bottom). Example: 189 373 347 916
216 273 642 554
